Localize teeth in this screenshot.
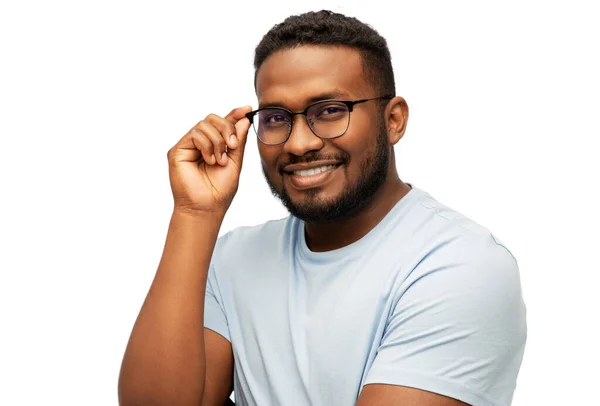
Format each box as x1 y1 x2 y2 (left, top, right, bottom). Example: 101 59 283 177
294 165 337 177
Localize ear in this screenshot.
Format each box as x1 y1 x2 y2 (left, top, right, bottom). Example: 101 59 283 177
386 97 409 145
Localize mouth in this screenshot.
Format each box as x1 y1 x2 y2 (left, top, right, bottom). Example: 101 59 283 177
290 163 340 176
283 163 343 190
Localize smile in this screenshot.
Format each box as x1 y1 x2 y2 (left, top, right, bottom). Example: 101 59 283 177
285 163 343 190
293 164 338 177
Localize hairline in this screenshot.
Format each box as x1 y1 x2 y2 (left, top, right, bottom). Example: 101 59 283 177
253 43 383 96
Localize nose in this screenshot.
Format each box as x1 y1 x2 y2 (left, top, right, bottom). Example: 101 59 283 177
282 114 324 156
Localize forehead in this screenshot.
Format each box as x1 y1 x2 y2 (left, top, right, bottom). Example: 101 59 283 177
255 45 370 109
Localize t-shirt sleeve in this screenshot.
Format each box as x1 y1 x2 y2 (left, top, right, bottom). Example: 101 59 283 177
203 235 231 342
364 234 527 406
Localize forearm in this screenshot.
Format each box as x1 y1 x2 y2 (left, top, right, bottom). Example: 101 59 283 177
118 210 224 406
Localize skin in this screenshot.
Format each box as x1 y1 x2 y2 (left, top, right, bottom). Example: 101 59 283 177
257 45 412 252
118 105 252 406
118 44 468 406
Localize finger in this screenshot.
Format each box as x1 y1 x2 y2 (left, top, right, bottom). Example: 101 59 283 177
189 127 216 165
169 130 209 165
205 113 238 150
224 105 253 126
227 116 252 167
197 120 228 166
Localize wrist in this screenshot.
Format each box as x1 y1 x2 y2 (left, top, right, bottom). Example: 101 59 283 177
172 207 226 224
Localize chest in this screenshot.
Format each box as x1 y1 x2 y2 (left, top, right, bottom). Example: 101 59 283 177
226 252 407 402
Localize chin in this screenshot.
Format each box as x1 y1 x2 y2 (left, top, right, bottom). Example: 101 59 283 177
290 183 344 201
264 164 382 222
283 191 362 223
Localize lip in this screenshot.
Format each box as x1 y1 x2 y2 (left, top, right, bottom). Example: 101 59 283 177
282 160 343 173
284 163 343 191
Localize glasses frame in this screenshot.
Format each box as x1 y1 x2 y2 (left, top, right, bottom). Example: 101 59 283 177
245 95 395 145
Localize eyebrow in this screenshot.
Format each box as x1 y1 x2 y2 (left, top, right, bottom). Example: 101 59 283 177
258 90 350 110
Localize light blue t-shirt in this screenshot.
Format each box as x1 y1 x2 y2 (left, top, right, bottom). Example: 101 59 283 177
205 186 527 406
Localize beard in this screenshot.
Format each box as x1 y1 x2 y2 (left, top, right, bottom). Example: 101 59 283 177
262 119 390 223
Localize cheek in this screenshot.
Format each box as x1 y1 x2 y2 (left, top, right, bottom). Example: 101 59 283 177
259 148 283 181
335 124 378 172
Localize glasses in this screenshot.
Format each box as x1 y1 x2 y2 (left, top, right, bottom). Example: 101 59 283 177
245 95 394 145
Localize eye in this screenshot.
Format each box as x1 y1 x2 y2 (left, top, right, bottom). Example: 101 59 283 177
261 111 291 127
314 104 348 120
267 114 288 123
321 106 345 115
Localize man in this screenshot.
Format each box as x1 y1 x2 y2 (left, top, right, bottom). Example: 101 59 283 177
118 10 526 406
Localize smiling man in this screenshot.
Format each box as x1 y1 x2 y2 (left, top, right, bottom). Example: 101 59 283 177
119 10 527 406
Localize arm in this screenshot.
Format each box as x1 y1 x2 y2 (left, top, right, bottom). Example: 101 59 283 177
355 234 526 406
118 105 252 406
118 211 234 406
356 385 469 406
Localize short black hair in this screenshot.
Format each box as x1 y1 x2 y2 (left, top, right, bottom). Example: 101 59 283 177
254 10 395 97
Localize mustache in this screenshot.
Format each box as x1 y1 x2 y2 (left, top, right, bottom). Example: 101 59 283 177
278 153 349 173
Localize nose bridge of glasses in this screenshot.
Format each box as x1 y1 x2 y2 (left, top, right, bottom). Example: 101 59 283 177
287 110 317 137
289 110 314 126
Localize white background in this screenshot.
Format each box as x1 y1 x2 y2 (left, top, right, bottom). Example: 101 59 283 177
1 0 598 405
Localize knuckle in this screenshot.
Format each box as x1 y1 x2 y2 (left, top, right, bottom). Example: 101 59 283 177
188 132 204 147
207 113 229 130
205 113 220 123
200 137 213 151
168 141 181 155
195 121 207 132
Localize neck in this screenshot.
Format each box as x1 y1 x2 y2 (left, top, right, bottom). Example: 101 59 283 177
303 176 412 252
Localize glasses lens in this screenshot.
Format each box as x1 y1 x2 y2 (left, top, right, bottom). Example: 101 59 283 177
307 101 350 138
253 108 291 145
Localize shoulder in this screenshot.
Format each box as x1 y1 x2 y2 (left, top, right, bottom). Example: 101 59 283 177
370 192 526 405
412 230 521 303
399 187 521 303
211 216 295 269
216 216 291 249
408 187 518 265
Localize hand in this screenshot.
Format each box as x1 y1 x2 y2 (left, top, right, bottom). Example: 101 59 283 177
167 105 253 216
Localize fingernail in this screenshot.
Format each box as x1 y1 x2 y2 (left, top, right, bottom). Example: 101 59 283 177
221 152 228 163
210 154 216 164
230 134 237 146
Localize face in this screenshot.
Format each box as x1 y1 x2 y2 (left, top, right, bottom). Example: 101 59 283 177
255 46 392 223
